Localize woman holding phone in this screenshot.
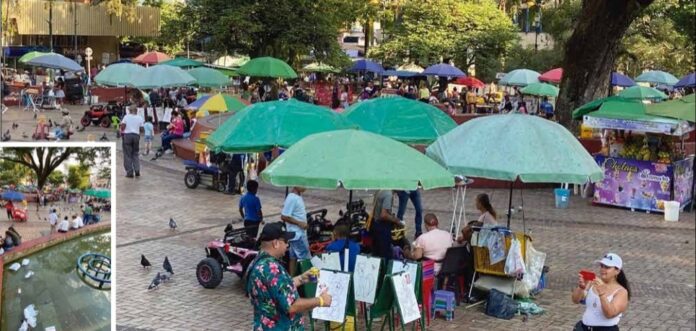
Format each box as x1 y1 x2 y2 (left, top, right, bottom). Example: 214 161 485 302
571 253 631 331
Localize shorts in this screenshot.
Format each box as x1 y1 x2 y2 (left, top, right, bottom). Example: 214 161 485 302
288 232 311 260
144 135 154 142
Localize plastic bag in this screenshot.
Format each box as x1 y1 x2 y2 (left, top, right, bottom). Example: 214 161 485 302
488 232 506 264
485 288 518 320
504 237 525 276
521 241 546 295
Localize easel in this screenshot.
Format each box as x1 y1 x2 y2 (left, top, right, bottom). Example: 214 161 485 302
450 178 473 239
365 261 425 331
300 260 357 331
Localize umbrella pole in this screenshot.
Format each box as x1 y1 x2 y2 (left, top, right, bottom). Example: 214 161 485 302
285 186 289 197
507 181 513 228
349 190 353 204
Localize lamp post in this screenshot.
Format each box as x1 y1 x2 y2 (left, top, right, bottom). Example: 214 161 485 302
85 47 93 86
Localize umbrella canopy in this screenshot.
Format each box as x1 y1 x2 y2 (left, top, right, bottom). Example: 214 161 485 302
343 96 457 145
189 94 247 113
454 76 485 88
572 96 636 120
396 63 424 73
160 57 204 68
187 67 230 87
520 82 560 97
635 70 679 86
133 51 171 65
611 72 636 87
617 86 668 100
238 57 297 79
213 55 250 68
645 94 695 122
94 63 143 86
382 70 422 78
539 68 563 83
674 72 695 88
19 51 49 63
84 188 111 199
26 53 83 71
499 69 540 86
130 65 195 89
302 62 340 73
422 63 466 77
206 99 349 153
426 114 603 184
261 130 455 190
348 59 384 74
1 191 25 201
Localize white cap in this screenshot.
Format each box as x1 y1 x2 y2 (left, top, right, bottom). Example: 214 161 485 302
596 253 623 270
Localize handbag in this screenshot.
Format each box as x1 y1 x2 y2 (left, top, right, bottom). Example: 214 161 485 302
485 288 518 320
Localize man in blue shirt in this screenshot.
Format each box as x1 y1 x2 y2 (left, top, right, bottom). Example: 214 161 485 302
540 97 554 120
325 223 360 272
281 186 310 276
239 180 263 238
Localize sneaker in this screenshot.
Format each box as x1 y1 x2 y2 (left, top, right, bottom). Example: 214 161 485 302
165 149 174 155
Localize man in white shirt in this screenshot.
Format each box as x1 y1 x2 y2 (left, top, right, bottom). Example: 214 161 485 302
405 214 453 274
48 209 59 233
57 216 70 233
71 214 84 229
280 186 309 276
120 107 144 178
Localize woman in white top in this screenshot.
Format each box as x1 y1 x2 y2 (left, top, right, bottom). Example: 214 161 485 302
475 193 497 226
571 253 630 331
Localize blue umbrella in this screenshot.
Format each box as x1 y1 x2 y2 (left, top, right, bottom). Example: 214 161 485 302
635 70 679 86
349 59 384 74
499 69 540 86
2 191 25 201
26 53 84 72
655 84 674 93
422 63 466 77
611 72 636 87
674 72 695 88
382 70 422 78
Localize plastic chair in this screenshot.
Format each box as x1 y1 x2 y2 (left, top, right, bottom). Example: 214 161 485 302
431 290 455 321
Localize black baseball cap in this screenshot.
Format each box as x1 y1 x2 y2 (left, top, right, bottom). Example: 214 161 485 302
259 222 294 242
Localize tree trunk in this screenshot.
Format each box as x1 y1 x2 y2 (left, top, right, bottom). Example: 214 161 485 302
556 0 653 132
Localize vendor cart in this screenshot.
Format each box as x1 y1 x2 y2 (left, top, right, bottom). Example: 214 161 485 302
469 228 530 299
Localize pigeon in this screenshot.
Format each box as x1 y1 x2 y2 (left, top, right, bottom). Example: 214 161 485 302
169 218 177 230
163 256 174 274
48 119 54 127
158 272 171 283
99 133 109 141
2 129 10 141
76 125 85 132
22 132 28 139
140 254 151 269
12 122 18 130
148 272 162 290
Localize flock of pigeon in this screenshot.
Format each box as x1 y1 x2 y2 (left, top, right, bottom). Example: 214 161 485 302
3 120 110 141
143 217 179 290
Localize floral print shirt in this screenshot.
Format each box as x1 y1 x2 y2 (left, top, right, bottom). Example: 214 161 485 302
247 251 304 330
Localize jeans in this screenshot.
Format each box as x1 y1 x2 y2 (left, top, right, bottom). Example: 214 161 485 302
396 190 423 234
161 132 183 151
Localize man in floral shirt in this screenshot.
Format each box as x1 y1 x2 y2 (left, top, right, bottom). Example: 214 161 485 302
247 222 332 330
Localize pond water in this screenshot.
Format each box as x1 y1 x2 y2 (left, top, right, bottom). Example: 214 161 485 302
2 232 111 331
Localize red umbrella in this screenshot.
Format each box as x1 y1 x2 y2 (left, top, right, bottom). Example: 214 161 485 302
133 51 171 65
454 76 485 88
539 68 563 83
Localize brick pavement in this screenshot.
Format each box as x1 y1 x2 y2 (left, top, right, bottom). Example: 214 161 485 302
115 152 696 331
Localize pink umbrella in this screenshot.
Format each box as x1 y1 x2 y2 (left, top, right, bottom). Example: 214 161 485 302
454 76 485 88
133 51 171 65
539 68 563 83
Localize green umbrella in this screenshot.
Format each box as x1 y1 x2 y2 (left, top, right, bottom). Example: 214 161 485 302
343 96 457 145
261 130 454 190
238 57 297 79
635 70 679 86
19 51 49 63
645 94 695 122
94 63 143 86
499 69 540 86
572 96 626 120
617 86 668 100
130 65 196 89
520 82 559 97
187 67 230 87
84 188 110 199
206 99 349 153
426 113 603 184
302 62 340 73
160 57 204 68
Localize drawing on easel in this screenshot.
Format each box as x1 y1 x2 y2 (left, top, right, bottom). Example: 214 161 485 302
390 260 418 293
321 252 341 271
391 272 421 324
312 270 350 323
353 255 380 304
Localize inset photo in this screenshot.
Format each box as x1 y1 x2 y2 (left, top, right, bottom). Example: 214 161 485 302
0 144 113 331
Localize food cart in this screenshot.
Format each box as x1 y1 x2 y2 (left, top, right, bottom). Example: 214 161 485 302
583 113 695 212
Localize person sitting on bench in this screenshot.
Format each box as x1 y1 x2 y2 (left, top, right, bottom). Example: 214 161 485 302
160 110 184 154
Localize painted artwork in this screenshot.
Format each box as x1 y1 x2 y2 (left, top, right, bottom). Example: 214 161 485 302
673 156 694 207
312 270 351 323
353 255 381 304
593 155 673 212
391 272 421 324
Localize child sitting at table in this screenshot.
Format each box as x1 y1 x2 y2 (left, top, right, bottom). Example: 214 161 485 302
325 222 360 272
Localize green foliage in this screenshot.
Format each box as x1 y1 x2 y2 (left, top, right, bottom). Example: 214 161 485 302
541 1 581 49
368 0 518 80
504 45 563 73
66 165 90 191
47 171 66 187
0 160 32 187
128 0 193 54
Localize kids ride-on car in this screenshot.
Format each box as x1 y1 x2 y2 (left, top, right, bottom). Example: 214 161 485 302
196 224 259 289
80 102 122 128
183 160 229 192
10 207 27 222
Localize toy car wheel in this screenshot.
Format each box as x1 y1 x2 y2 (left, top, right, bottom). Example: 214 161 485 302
80 116 91 127
196 257 223 289
99 117 111 128
217 181 227 193
184 170 200 189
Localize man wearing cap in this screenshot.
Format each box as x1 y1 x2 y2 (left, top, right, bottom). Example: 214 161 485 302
404 214 453 275
281 186 310 276
247 222 332 330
